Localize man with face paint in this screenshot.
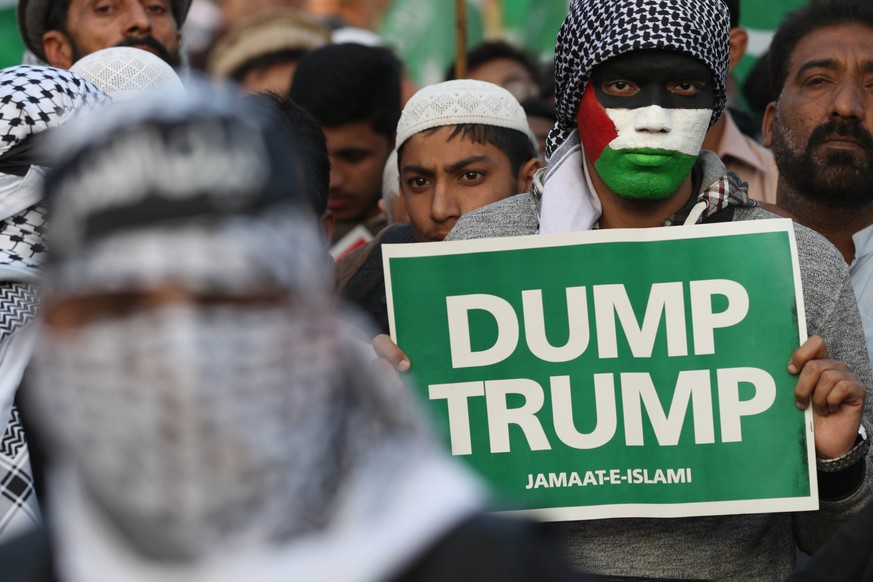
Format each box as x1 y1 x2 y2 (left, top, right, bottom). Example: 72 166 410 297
375 0 873 578
577 50 715 207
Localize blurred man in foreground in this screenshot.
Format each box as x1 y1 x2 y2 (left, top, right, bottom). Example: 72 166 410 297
4 85 585 582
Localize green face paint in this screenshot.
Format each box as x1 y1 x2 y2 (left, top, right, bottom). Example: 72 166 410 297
593 147 698 201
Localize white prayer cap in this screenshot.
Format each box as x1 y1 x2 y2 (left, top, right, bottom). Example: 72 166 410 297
71 47 184 102
395 79 534 149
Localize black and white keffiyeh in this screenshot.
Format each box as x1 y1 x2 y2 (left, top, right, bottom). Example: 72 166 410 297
0 65 109 543
28 89 484 580
0 65 108 177
547 0 731 159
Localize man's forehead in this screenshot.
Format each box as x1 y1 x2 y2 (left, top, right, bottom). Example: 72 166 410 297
72 0 173 13
592 50 712 81
788 23 873 76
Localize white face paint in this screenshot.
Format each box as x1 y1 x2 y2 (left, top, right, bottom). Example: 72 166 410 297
605 106 712 155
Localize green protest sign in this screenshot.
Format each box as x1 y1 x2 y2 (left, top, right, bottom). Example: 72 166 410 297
384 219 817 521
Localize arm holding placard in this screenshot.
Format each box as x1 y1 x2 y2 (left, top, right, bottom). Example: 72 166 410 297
789 223 873 554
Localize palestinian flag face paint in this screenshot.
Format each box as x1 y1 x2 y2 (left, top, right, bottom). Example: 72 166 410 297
577 51 715 201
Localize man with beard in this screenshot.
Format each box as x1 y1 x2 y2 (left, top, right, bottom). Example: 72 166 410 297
17 0 190 69
764 0 873 365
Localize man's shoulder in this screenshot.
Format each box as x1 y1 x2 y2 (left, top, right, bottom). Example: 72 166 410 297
447 193 539 241
733 206 849 277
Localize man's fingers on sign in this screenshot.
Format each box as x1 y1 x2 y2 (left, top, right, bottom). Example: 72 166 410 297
788 336 866 458
789 336 860 411
373 333 411 372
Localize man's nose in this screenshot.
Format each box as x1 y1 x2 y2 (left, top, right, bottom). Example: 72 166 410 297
634 105 673 133
431 182 461 223
123 3 153 35
831 80 866 122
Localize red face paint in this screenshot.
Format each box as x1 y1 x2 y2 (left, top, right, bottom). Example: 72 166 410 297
576 87 618 163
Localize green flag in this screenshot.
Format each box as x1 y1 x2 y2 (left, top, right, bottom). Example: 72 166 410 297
379 0 485 87
501 0 569 61
0 2 24 68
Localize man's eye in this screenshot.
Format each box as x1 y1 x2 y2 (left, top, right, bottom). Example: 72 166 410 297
602 80 638 96
671 81 704 96
406 177 430 190
144 0 169 11
802 76 831 87
460 171 484 183
338 151 367 163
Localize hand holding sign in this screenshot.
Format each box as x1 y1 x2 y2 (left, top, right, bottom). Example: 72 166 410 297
373 333 411 372
790 336 866 460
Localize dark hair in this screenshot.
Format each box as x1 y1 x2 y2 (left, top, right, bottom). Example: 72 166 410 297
397 124 536 176
230 49 308 83
289 43 402 140
445 40 542 90
521 98 557 123
45 0 71 33
742 50 775 123
722 0 740 29
244 92 331 217
769 0 873 95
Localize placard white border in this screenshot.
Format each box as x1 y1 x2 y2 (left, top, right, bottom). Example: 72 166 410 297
383 218 818 519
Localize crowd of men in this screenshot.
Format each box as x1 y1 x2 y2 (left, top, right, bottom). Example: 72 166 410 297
0 0 872 579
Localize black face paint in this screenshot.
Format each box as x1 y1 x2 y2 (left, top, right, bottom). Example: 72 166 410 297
590 50 715 111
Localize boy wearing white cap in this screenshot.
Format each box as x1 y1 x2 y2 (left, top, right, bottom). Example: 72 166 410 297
338 79 540 335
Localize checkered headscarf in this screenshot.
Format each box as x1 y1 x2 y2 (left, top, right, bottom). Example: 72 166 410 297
547 0 731 159
0 65 108 161
0 66 105 544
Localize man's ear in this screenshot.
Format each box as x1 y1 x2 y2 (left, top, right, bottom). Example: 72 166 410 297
42 30 74 69
761 101 777 148
728 28 749 74
320 210 335 248
518 158 542 192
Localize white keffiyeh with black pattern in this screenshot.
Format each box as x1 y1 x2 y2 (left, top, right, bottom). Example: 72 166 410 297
0 65 108 542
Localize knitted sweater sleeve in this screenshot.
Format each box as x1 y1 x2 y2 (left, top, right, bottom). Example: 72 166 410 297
446 193 540 241
794 225 873 553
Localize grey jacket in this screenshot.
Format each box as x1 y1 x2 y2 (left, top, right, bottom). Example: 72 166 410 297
447 153 873 581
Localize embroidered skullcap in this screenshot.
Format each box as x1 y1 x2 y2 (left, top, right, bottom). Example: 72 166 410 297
547 0 730 158
395 79 534 149
207 9 330 79
42 82 328 298
70 47 185 101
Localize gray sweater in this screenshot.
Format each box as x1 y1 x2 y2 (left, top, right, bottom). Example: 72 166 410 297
446 157 873 580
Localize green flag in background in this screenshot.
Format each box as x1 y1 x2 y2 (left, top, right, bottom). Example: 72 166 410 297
501 0 569 62
735 0 807 85
0 0 24 68
379 0 485 87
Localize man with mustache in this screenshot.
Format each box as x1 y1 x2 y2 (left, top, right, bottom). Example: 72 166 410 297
17 0 190 69
764 0 873 366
